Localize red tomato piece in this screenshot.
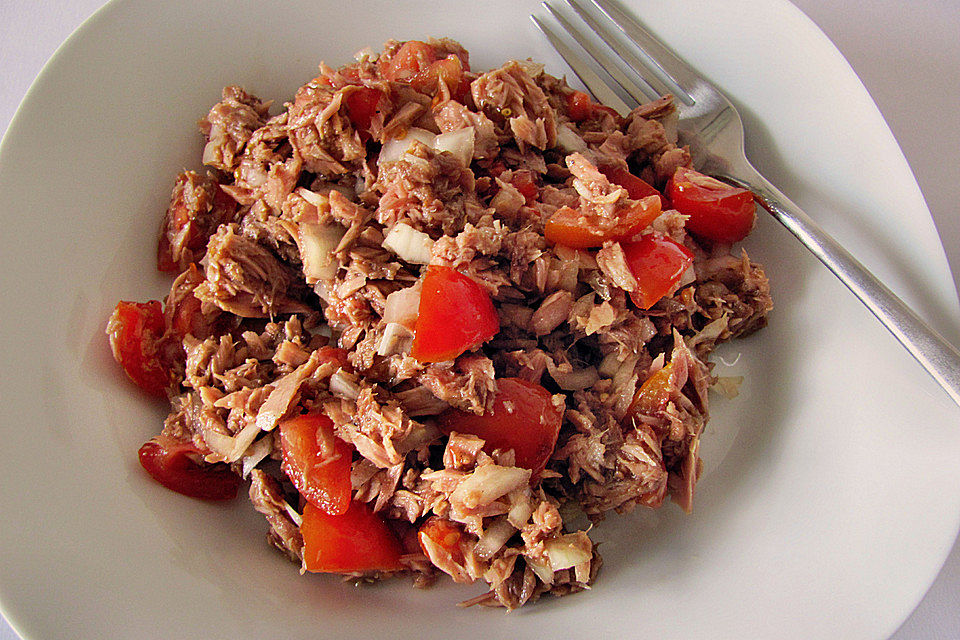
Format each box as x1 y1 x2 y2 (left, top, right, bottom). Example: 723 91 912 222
138 435 240 500
418 516 465 564
344 86 383 135
410 265 499 363
315 345 353 372
510 170 539 204
621 234 694 309
666 166 756 243
279 413 353 516
380 40 437 84
564 90 620 122
106 300 170 397
301 501 404 573
544 195 661 249
598 164 669 209
565 90 594 121
437 377 562 475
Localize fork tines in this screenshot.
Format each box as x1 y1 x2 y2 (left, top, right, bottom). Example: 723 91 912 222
531 0 698 111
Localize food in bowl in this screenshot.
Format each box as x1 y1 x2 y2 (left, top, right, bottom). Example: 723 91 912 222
106 37 771 608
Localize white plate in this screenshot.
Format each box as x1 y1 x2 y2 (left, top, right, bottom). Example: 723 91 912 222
1 0 958 638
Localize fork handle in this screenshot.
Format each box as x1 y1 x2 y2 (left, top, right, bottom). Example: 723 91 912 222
727 166 960 408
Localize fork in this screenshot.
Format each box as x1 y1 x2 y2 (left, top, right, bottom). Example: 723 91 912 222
532 0 960 408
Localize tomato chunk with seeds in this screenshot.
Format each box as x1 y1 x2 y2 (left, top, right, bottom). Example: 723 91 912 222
106 300 170 397
418 516 465 564
411 265 499 363
629 361 677 416
565 90 620 122
622 234 694 309
544 195 661 249
437 377 562 475
138 435 240 500
667 166 756 243
279 413 352 515
301 501 404 573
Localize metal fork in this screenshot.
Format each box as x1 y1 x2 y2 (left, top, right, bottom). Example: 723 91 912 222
531 0 960 408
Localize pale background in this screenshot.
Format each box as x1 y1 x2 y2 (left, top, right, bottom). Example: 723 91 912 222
1 0 957 637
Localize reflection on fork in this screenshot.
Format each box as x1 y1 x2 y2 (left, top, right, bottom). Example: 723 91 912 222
531 0 960 408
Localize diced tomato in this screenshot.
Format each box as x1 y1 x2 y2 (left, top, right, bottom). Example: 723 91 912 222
381 40 467 98
106 300 170 397
157 175 238 273
279 413 352 516
544 195 661 249
315 345 353 372
666 166 756 243
344 86 383 135
629 361 677 416
599 164 669 209
418 516 465 564
410 265 499 363
301 501 404 573
621 234 694 309
437 377 562 475
380 40 438 83
138 435 240 500
564 90 621 123
510 170 539 204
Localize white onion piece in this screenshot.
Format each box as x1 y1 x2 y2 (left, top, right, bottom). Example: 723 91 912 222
383 284 421 330
544 532 592 571
382 222 434 264
298 221 345 283
450 464 531 509
378 127 437 165
556 124 587 153
474 518 516 560
329 370 361 401
433 127 475 166
241 435 274 478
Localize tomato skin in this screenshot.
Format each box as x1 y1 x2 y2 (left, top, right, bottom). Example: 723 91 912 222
437 377 562 475
599 164 669 209
301 500 404 573
564 90 621 122
344 87 383 135
410 265 499 363
666 166 756 243
565 91 594 121
621 234 694 309
418 516 465 564
106 300 170 397
544 195 661 249
138 436 240 500
279 413 353 516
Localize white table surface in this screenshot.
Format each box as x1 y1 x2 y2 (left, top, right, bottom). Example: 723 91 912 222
1 0 958 638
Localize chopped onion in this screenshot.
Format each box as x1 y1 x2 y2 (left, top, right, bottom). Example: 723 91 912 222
329 370 361 400
546 359 600 391
474 517 516 560
378 127 437 165
597 351 621 378
383 284 421 330
377 322 415 357
450 464 531 510
382 222 434 264
544 532 592 571
298 221 345 283
525 556 555 585
433 127 475 166
556 124 587 153
241 435 274 478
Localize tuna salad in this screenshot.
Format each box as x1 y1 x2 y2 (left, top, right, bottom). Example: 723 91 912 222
106 37 772 608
